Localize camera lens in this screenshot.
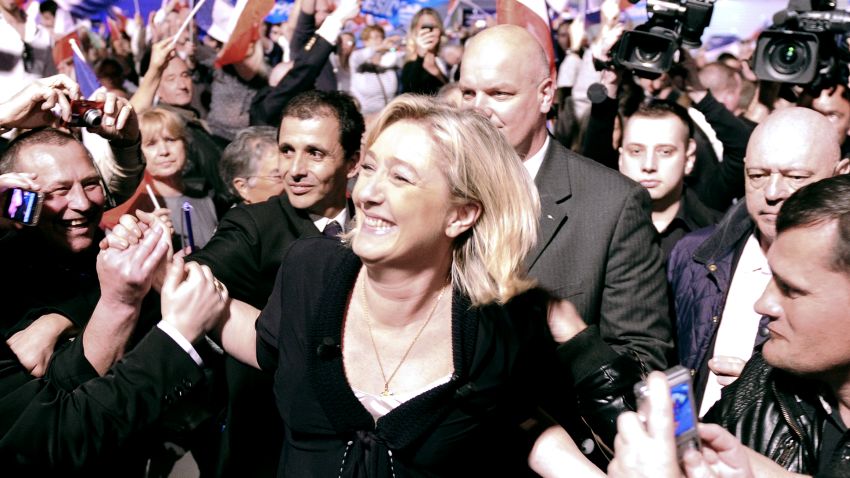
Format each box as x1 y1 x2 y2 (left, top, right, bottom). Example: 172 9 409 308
83 109 103 128
768 39 809 75
634 45 663 64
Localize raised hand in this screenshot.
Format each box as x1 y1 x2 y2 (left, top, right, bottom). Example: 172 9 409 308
160 258 229 343
0 74 80 130
97 222 170 308
87 91 139 147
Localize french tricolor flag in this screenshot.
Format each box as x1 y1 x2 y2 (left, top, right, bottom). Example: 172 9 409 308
497 0 556 77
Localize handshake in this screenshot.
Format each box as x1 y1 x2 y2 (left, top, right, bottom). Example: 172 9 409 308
99 208 229 343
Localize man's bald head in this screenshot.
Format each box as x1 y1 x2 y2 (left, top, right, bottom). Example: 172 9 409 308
745 107 849 250
748 107 841 166
459 25 554 159
465 25 550 83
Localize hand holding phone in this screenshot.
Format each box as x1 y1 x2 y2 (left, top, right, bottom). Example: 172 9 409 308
634 366 701 459
0 172 42 227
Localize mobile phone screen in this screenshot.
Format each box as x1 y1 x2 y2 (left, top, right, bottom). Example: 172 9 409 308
671 381 696 437
3 187 40 225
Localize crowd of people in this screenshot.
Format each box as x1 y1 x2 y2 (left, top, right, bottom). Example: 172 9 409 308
2 0 850 476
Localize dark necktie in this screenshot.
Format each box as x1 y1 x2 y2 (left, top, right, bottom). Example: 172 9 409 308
323 220 343 239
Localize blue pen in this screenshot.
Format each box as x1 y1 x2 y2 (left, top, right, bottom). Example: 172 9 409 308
182 202 196 253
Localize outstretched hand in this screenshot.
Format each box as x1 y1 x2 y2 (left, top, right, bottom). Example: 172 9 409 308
160 257 229 343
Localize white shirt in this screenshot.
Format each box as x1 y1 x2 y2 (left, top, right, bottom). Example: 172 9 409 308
699 233 771 416
311 207 350 234
523 136 550 181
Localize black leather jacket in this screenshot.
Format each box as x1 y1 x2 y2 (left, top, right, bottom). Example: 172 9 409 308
703 352 839 476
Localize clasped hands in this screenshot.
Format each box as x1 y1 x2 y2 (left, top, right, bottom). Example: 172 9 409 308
100 209 230 343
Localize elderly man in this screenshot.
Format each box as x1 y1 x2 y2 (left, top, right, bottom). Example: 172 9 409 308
218 126 283 205
459 24 672 371
0 76 143 343
669 107 850 415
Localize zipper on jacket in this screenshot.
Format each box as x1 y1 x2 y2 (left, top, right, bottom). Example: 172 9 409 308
773 382 813 471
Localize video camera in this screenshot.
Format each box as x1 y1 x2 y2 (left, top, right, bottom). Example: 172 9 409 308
752 0 850 90
612 0 715 78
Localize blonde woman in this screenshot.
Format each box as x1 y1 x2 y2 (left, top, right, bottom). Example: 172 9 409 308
206 95 641 476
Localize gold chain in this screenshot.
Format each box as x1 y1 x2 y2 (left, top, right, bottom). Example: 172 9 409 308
360 278 448 397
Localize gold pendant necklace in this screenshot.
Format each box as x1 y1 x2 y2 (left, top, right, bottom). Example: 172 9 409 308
360 278 448 397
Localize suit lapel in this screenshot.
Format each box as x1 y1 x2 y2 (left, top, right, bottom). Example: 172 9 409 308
527 140 573 269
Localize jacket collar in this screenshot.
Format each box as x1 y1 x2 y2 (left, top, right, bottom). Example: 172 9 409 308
527 139 573 269
692 201 754 265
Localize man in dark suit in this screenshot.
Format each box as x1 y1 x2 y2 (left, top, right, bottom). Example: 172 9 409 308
191 89 363 307
189 89 364 476
458 25 671 371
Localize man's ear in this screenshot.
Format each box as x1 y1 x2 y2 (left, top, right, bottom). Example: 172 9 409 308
346 153 361 179
836 157 850 175
684 139 697 176
538 76 555 114
233 177 248 197
445 201 482 239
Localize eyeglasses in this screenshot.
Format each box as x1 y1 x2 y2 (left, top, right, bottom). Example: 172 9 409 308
247 174 285 183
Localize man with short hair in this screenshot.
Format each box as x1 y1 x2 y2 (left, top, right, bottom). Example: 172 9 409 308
669 107 850 415
191 89 362 306
703 173 850 476
188 89 363 477
618 100 721 258
459 24 672 370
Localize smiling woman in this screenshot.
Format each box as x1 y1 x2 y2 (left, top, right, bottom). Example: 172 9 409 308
217 95 641 477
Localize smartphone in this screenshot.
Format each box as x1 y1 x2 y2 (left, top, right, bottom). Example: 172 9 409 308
1 187 43 226
634 365 700 458
420 24 436 33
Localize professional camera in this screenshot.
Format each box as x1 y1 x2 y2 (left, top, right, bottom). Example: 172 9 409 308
752 0 850 89
612 0 715 78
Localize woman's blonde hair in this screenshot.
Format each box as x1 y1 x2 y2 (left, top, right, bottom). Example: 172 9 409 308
361 95 540 306
139 107 187 147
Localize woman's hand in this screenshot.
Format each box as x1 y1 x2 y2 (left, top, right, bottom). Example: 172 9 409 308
415 28 440 57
